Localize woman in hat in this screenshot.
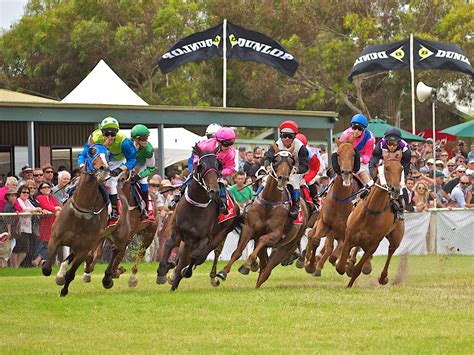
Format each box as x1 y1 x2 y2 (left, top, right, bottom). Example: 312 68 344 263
0 189 18 267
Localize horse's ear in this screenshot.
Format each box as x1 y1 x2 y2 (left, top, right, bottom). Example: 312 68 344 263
336 137 341 146
347 133 355 145
193 144 202 156
88 147 97 157
273 143 279 154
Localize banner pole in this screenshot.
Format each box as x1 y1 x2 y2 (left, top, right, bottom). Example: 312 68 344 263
432 97 437 209
410 33 415 133
223 19 227 108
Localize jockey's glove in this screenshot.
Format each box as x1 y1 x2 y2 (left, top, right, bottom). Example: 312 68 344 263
130 174 141 184
110 167 123 177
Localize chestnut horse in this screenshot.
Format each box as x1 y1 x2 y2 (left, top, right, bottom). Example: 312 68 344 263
336 151 405 287
42 144 131 296
304 136 361 277
217 146 309 288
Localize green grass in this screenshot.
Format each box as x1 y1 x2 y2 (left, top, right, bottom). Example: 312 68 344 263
0 255 473 353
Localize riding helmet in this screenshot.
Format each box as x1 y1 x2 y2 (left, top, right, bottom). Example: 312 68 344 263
350 114 368 127
296 133 307 146
100 117 119 130
215 126 236 142
205 123 222 138
279 120 299 134
384 127 402 141
131 124 150 139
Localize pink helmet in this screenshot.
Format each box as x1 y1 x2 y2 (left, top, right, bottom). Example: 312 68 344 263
216 126 236 142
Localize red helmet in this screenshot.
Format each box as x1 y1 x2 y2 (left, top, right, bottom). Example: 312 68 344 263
296 133 307 146
279 120 298 134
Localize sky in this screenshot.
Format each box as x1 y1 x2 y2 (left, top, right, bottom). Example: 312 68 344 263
0 0 28 30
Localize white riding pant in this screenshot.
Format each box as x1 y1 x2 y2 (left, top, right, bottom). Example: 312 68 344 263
106 159 125 195
289 173 304 190
358 163 371 185
377 165 405 188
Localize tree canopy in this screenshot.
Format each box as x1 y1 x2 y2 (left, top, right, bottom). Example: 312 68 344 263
1 0 472 129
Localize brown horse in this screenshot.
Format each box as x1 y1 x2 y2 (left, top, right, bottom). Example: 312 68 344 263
217 146 309 288
42 144 131 296
336 151 405 287
304 136 360 276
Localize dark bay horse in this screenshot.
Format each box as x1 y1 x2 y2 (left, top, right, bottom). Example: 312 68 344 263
336 151 405 287
42 144 131 296
305 136 360 276
156 145 230 291
217 146 309 288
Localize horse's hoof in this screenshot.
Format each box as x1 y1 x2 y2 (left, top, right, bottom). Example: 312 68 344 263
378 276 389 285
55 276 65 286
128 276 138 288
295 258 305 269
304 263 316 275
362 263 372 275
345 261 354 277
102 278 114 289
181 266 193 278
210 277 220 288
82 273 91 283
216 271 227 281
238 265 250 275
250 260 259 272
312 269 322 277
42 266 52 277
167 271 176 285
59 289 68 297
156 275 167 285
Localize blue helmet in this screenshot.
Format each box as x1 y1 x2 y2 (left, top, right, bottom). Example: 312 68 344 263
350 114 368 128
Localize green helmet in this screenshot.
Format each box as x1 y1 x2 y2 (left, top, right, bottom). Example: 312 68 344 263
131 124 150 139
100 117 119 130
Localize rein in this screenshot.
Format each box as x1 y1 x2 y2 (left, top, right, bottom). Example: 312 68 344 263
70 168 108 216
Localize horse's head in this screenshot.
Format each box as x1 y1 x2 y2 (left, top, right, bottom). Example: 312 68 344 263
270 144 295 191
334 135 359 187
382 151 403 199
85 144 109 181
192 144 220 199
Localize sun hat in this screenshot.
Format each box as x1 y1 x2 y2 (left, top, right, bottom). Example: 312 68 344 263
435 160 445 166
426 158 435 165
456 165 466 172
4 189 17 200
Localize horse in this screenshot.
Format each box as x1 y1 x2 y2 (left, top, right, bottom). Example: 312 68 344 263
336 151 405 287
217 145 309 288
42 144 131 296
156 144 236 291
304 135 361 277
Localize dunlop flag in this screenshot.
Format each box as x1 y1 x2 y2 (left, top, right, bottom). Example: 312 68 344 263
348 39 410 81
414 37 474 77
158 24 223 74
226 22 298 76
348 37 473 81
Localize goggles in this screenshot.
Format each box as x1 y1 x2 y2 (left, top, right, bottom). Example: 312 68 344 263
135 135 149 142
220 140 234 147
102 129 118 137
351 124 365 132
280 133 296 139
387 139 399 147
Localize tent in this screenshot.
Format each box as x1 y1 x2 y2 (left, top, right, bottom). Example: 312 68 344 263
440 120 474 138
336 118 426 142
415 129 456 141
62 60 148 105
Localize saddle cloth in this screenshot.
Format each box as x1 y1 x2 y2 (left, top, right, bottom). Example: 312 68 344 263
218 191 237 224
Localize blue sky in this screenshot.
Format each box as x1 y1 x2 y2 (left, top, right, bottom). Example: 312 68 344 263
1 0 28 30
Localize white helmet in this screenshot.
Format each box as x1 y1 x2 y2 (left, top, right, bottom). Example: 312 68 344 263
205 123 222 138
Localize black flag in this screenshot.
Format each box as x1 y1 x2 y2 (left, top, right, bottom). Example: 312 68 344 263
226 22 298 76
158 24 223 74
157 22 298 76
348 39 409 82
414 37 474 77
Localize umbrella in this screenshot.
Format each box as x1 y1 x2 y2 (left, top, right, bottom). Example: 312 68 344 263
415 129 456 142
336 118 426 142
440 120 474 138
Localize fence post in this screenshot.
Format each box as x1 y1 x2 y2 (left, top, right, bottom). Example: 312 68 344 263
427 210 437 254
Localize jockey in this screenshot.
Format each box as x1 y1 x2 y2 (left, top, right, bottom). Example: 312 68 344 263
263 120 309 219
296 133 321 208
130 124 156 221
192 126 236 214
339 113 375 187
77 117 136 223
187 123 222 172
369 127 411 220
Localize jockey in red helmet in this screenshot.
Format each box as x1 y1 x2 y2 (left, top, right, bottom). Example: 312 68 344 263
262 120 309 219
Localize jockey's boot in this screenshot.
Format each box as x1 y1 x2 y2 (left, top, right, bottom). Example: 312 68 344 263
140 190 152 222
308 183 320 210
218 182 228 215
289 190 300 220
109 194 119 221
390 196 404 221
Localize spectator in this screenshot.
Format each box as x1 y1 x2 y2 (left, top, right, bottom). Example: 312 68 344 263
443 165 466 195
417 157 428 174
410 151 421 172
455 155 467 169
72 168 81 178
11 185 42 267
148 174 162 262
42 164 55 186
422 139 434 160
449 175 471 208
237 146 247 171
318 145 328 176
18 165 33 185
410 142 420 154
0 189 18 267
402 176 415 212
228 171 253 209
467 157 474 173
51 170 71 205
24 180 41 266
156 179 174 217
242 150 254 176
426 171 448 208
32 168 44 188
435 160 446 177
468 143 474 162
170 172 184 186
0 176 19 211
444 159 456 178
451 140 467 159
413 180 430 212
247 146 263 178
439 150 450 164
425 158 435 175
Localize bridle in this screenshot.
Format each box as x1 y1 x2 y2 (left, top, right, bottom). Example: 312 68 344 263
192 152 219 194
373 157 402 196
267 151 295 191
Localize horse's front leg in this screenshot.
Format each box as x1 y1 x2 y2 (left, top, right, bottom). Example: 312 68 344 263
171 242 192 291
60 250 88 297
240 229 281 275
305 221 327 274
129 228 156 288
181 236 209 279
156 230 180 284
210 241 224 287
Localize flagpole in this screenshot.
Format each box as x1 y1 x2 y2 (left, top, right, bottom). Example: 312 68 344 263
223 19 227 108
410 33 415 133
